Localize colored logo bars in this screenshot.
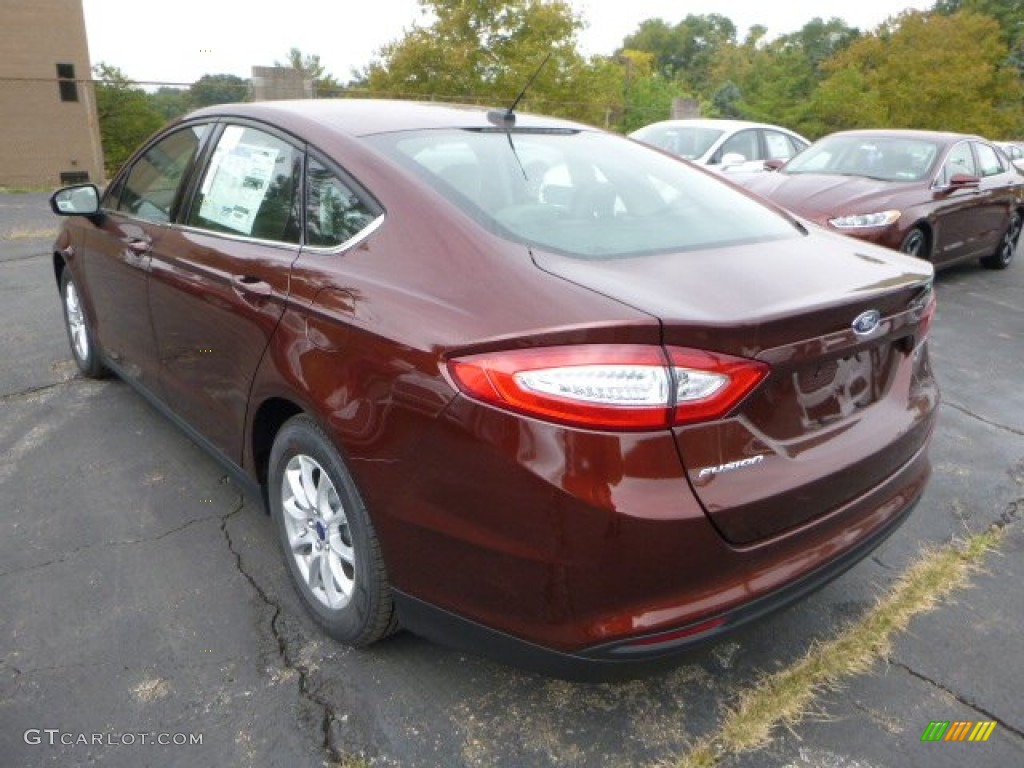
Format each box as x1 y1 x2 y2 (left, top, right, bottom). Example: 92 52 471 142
921 721 997 742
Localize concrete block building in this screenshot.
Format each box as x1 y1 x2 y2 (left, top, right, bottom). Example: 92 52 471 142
1 0 105 187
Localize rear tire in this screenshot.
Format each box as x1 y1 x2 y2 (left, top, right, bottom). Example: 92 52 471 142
59 268 106 378
980 211 1021 269
268 415 397 646
899 227 928 259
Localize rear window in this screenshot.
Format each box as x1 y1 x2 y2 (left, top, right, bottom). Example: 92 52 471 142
366 128 799 259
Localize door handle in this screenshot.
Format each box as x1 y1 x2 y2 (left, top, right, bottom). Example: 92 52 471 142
231 275 272 297
126 238 151 254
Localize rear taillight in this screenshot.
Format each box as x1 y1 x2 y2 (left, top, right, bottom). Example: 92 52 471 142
447 345 768 431
919 291 937 340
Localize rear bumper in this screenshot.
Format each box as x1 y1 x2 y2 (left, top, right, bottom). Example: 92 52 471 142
394 466 926 681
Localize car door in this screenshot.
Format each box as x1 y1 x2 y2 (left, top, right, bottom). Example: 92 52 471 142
928 140 988 267
78 123 212 394
762 129 806 165
969 140 1019 256
147 122 302 461
712 129 764 174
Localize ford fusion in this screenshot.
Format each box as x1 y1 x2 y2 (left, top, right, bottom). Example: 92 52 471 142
49 100 938 677
740 129 1024 271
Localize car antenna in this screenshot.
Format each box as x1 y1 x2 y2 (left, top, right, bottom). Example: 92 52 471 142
487 51 552 129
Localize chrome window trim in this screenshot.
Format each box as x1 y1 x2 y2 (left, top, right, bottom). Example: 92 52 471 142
300 213 386 255
167 211 385 254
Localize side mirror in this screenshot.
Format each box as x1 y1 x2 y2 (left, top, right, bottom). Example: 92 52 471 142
50 184 100 216
763 158 786 172
720 152 747 168
944 173 980 191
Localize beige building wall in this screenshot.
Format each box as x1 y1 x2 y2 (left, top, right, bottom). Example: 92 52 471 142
1 0 105 187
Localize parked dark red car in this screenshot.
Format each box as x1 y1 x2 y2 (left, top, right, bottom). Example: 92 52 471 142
50 101 938 677
741 129 1024 270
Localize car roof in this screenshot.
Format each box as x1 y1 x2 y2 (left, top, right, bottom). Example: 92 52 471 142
633 118 801 134
186 98 591 137
822 128 983 144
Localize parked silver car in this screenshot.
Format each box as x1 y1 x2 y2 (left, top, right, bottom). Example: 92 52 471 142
630 118 809 175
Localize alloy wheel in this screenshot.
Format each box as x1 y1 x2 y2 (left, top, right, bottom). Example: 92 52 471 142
64 280 89 361
281 453 356 610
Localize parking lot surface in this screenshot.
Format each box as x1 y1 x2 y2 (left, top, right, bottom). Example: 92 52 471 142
1 191 1022 766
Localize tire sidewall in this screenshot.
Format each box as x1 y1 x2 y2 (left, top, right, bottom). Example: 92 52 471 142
900 228 927 258
268 416 384 644
1000 212 1020 267
59 268 103 377
982 211 1020 269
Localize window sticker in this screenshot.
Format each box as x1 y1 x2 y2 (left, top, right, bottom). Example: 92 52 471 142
197 130 279 235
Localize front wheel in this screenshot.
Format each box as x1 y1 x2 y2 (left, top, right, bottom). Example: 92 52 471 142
268 415 397 646
899 227 928 259
59 268 106 378
980 211 1021 269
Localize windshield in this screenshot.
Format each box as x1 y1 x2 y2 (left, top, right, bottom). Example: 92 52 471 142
365 128 799 259
629 124 723 160
783 135 940 182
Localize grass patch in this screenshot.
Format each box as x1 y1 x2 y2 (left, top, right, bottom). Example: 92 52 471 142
0 185 53 194
1 226 56 241
674 525 1005 768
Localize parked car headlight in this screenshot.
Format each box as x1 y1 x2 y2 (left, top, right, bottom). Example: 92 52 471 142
829 210 901 229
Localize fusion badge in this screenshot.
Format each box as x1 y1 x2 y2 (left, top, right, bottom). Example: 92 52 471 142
697 454 765 479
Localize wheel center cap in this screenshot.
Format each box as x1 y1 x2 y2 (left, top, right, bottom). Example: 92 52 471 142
314 520 327 541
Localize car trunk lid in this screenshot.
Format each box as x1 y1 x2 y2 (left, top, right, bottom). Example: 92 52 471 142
532 231 938 544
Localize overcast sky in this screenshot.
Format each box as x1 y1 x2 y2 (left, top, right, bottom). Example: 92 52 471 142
81 0 935 86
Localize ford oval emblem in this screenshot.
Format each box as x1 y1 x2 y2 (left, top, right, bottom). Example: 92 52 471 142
852 309 881 336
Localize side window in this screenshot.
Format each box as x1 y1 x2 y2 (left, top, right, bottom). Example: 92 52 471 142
974 142 1005 177
188 125 301 243
306 158 379 248
117 125 208 223
763 130 798 161
718 130 760 163
939 142 977 186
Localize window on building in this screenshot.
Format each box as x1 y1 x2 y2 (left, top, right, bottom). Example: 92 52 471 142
57 63 78 102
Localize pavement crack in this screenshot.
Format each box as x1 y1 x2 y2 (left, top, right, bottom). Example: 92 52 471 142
890 660 1024 740
0 514 222 579
219 498 348 765
0 251 49 264
943 401 1024 438
0 379 69 402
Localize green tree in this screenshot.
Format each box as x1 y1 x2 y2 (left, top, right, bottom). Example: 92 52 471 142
934 0 1024 76
813 10 1024 135
188 74 250 107
617 49 688 131
93 63 165 176
275 47 343 96
621 14 737 95
707 18 859 136
361 0 621 127
149 86 190 121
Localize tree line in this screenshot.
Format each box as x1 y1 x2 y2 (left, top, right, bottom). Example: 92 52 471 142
93 0 1023 175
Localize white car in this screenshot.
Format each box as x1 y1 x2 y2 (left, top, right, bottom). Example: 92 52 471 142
996 141 1024 173
630 118 810 175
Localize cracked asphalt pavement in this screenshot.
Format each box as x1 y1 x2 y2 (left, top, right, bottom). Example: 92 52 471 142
1 192 1022 767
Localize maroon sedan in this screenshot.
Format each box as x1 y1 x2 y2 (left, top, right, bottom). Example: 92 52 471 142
742 129 1024 270
49 100 938 677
